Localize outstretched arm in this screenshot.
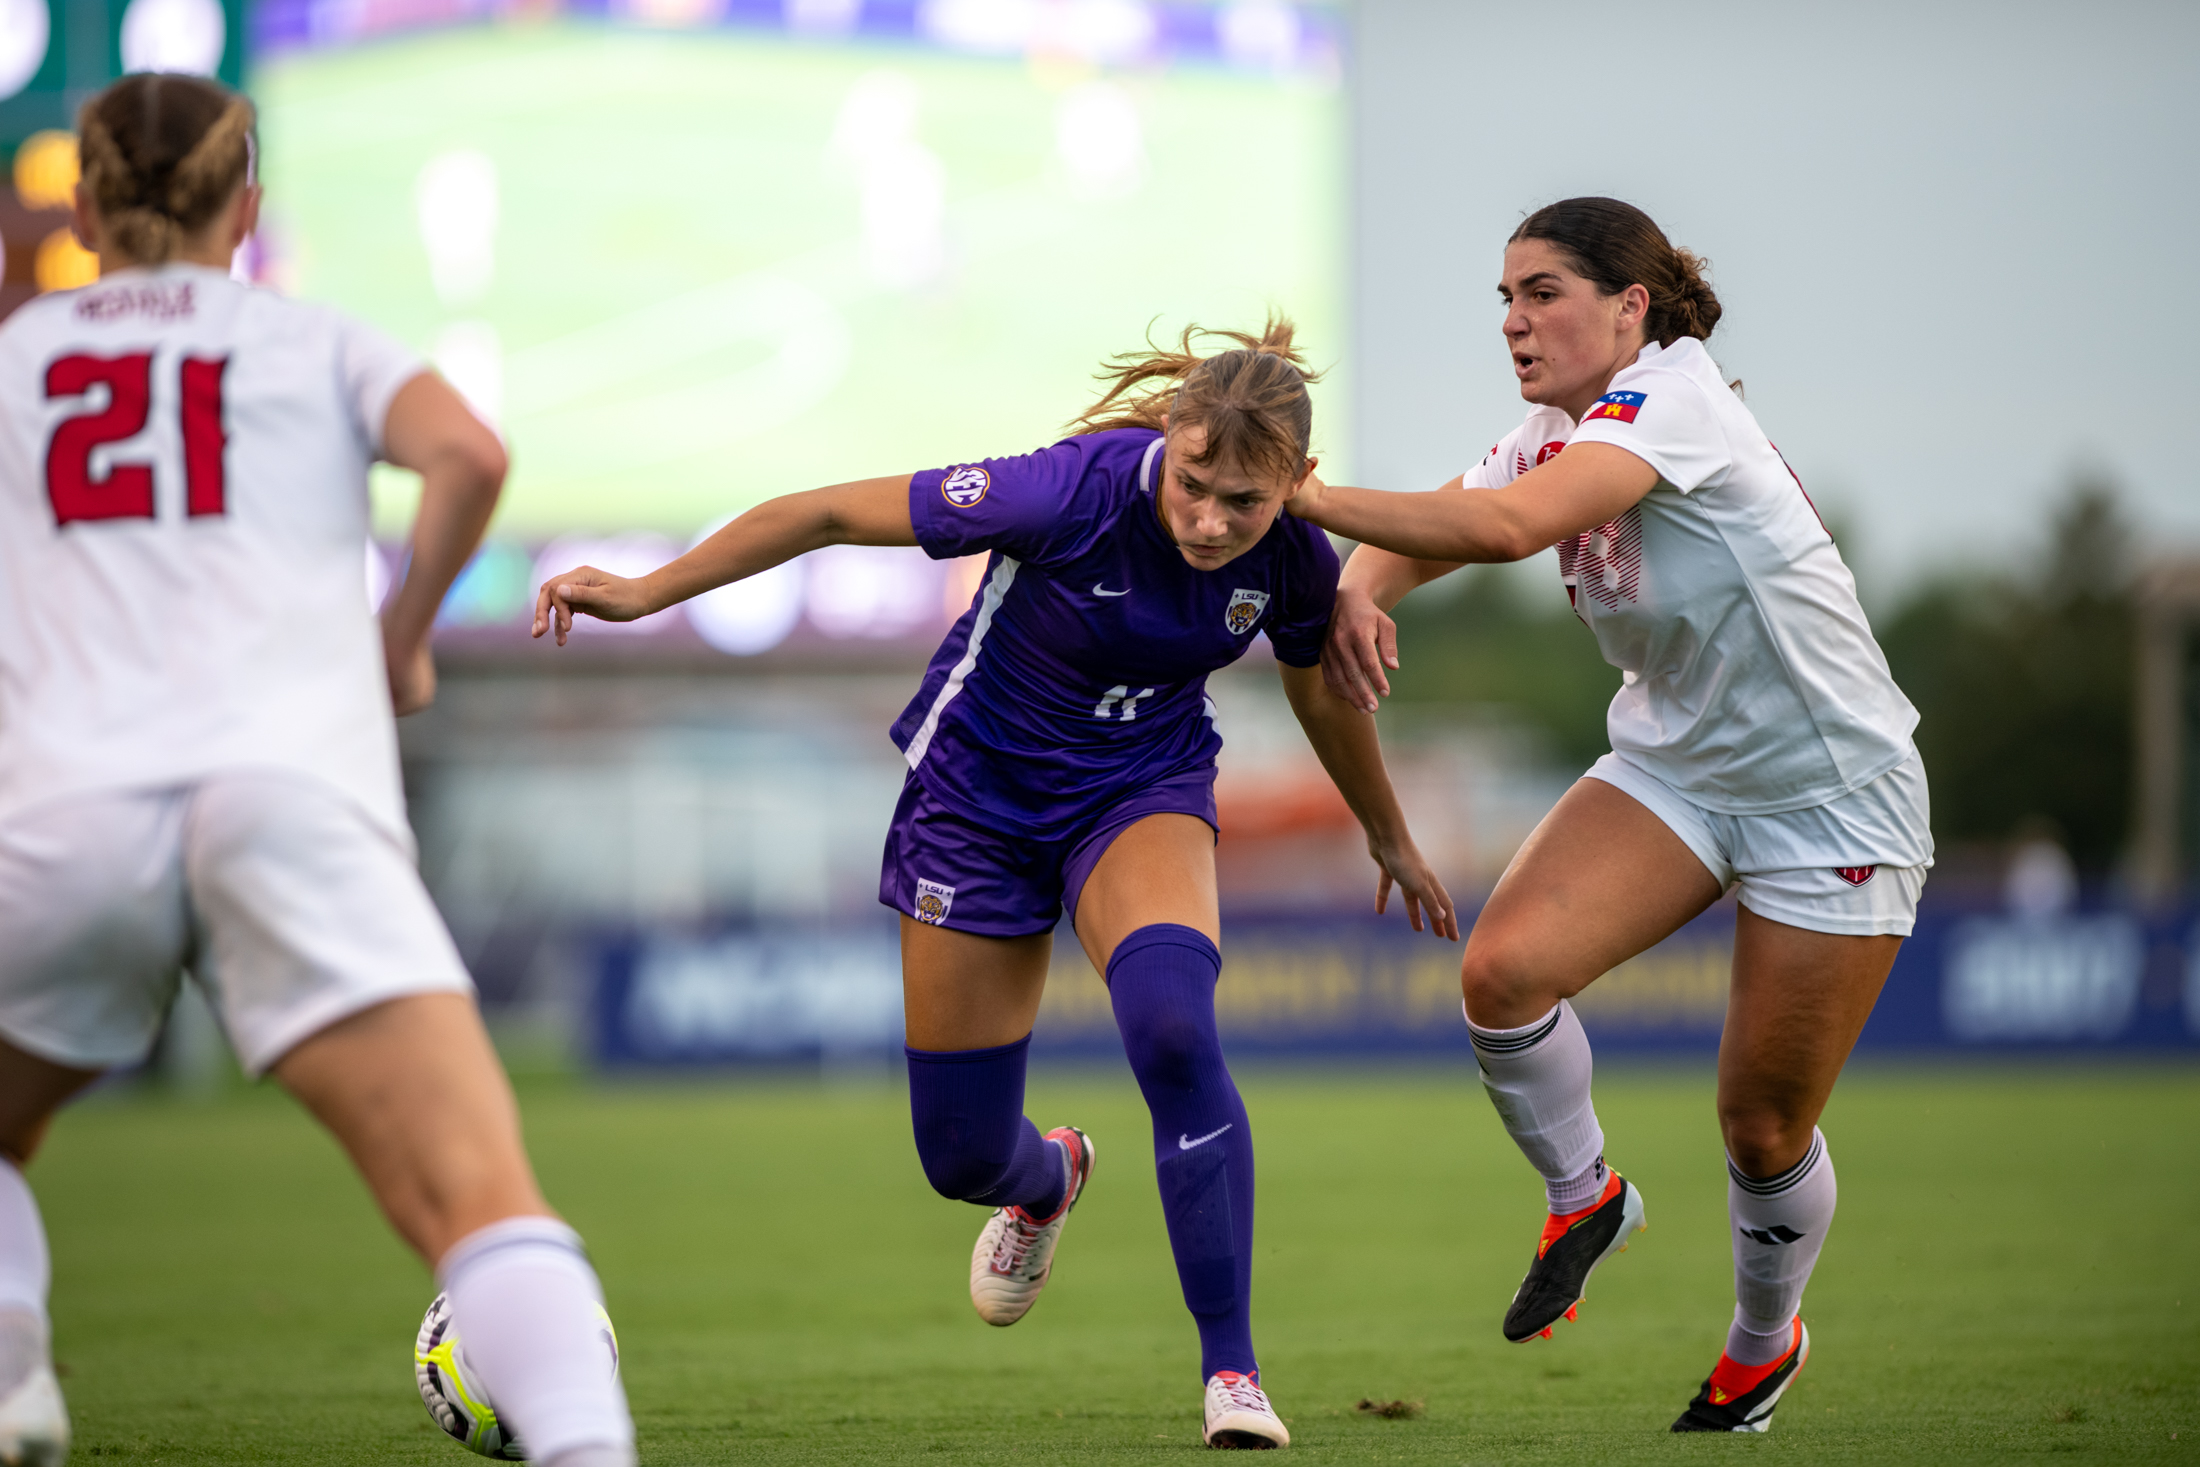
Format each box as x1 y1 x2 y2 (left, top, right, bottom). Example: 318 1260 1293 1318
379 372 507 715
1279 661 1459 940
1320 533 1464 714
1290 441 1658 564
530 474 917 645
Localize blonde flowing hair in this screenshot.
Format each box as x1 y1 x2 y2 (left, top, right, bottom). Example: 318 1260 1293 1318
1069 316 1322 486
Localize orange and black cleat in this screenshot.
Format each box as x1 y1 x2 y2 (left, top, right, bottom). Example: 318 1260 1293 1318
1671 1319 1810 1433
1501 1168 1647 1343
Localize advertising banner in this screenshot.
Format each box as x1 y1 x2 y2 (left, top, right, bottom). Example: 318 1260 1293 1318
589 896 2200 1066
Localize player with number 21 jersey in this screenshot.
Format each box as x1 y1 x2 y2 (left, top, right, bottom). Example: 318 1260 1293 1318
0 71 636 1467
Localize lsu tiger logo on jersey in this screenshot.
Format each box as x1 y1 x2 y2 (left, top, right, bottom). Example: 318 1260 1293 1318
1584 390 1646 424
940 466 989 507
1224 588 1270 635
914 878 956 924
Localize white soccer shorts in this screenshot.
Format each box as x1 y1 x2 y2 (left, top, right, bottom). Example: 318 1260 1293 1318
0 773 473 1077
1586 751 1931 937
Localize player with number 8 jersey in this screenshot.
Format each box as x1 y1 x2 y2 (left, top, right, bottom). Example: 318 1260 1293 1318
0 73 635 1467
535 319 1459 1446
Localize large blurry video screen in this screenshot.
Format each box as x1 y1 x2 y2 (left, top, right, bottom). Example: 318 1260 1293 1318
256 6 1343 650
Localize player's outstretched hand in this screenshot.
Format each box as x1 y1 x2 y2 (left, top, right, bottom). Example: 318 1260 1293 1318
1323 586 1398 714
532 565 653 646
386 635 437 717
1283 466 1327 522
1368 836 1460 941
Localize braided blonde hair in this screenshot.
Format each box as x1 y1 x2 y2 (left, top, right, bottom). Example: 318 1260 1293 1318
77 74 255 265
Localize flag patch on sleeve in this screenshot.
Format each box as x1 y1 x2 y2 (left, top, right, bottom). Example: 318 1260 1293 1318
1584 390 1646 424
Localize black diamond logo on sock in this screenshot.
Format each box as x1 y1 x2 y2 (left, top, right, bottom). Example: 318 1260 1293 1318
1739 1225 1806 1245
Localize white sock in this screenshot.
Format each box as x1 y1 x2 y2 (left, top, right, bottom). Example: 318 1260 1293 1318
543 1449 635 1467
1465 1000 1605 1213
0 1162 48 1391
0 1163 47 1322
1726 1129 1835 1366
438 1217 635 1466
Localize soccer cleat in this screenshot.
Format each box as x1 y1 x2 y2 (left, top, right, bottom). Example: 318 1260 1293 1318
1501 1167 1646 1343
1671 1318 1810 1433
0 1365 69 1467
1203 1371 1289 1449
968 1126 1095 1326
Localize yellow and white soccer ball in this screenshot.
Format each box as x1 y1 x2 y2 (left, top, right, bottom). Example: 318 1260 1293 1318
414 1291 620 1459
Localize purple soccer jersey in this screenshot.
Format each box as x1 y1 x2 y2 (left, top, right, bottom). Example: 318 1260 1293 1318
890 428 1340 840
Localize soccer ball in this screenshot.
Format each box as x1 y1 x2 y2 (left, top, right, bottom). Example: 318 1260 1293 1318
414 1291 620 1459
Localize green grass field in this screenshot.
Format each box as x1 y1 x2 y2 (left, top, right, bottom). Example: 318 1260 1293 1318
35 1064 2198 1464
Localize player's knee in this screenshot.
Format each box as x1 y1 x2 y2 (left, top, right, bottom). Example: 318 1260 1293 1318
1459 938 1549 1026
1718 1105 1812 1178
1117 1011 1213 1094
912 1130 1015 1202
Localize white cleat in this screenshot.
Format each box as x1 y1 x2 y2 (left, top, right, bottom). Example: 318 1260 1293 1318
968 1126 1094 1327
0 1366 69 1466
1203 1370 1288 1449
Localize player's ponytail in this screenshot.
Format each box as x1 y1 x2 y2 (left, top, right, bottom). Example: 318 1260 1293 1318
1069 316 1322 487
1511 197 1723 348
77 74 256 267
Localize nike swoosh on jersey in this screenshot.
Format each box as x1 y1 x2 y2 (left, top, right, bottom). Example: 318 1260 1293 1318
1178 1123 1233 1151
1092 583 1131 597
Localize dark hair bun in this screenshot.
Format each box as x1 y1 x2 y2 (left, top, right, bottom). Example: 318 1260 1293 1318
1511 197 1721 347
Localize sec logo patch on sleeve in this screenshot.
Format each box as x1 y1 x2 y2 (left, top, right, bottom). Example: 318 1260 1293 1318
1225 588 1270 635
941 466 989 507
1584 391 1646 424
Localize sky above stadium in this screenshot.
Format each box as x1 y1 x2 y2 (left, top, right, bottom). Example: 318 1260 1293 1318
1351 0 2200 599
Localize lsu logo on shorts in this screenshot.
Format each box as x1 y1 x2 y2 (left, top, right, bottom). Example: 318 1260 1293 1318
914 878 956 925
1224 588 1270 635
940 466 990 507
1584 390 1646 424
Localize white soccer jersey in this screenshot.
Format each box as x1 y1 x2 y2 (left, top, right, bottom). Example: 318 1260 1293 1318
0 264 426 841
1461 336 1919 816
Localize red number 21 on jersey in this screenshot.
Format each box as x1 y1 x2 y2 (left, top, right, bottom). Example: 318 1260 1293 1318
44 353 229 526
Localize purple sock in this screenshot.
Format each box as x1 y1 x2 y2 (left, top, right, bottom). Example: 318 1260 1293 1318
905 1036 1067 1215
1107 924 1256 1382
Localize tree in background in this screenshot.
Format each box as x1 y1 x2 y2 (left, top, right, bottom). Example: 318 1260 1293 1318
1382 480 2138 874
1877 481 2134 873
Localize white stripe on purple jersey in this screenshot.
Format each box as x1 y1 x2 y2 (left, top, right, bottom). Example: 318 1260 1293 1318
890 428 1338 841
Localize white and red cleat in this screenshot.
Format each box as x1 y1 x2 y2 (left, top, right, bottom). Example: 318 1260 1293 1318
968 1126 1095 1326
1203 1370 1289 1449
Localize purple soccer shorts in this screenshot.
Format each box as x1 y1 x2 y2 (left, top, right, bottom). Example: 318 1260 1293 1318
878 766 1218 937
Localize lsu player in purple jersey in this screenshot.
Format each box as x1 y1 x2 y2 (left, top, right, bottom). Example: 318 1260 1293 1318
535 321 1457 1448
